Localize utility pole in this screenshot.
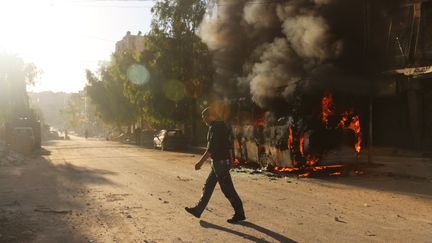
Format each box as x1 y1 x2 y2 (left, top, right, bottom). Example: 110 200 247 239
364 0 373 163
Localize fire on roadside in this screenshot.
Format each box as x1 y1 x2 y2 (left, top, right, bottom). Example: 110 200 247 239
337 111 362 154
288 127 294 150
273 92 364 178
273 164 355 177
322 93 335 127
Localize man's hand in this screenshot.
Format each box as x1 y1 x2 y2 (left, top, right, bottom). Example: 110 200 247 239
194 150 211 171
195 161 203 170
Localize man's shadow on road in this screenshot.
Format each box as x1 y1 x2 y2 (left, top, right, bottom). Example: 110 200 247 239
199 220 296 243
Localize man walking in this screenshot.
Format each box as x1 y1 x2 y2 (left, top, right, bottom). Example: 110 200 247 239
185 107 245 223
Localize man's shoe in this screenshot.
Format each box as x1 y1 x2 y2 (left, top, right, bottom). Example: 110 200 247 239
227 214 246 224
185 207 201 218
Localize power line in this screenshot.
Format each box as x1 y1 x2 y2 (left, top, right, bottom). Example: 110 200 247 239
55 0 155 8
37 0 286 7
216 0 285 6
2 0 286 9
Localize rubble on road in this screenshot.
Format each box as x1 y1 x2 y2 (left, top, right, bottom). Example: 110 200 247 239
0 143 26 166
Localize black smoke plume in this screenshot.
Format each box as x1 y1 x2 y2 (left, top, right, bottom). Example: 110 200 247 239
199 0 401 108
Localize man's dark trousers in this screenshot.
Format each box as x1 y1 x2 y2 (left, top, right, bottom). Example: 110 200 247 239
195 159 244 216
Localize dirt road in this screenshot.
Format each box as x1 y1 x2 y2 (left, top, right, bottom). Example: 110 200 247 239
0 137 431 242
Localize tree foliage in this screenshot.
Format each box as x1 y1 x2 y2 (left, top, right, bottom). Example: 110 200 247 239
143 0 213 123
0 53 39 123
85 65 138 131
86 0 213 131
61 91 107 134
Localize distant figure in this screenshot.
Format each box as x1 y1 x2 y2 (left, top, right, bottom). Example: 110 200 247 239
85 130 89 139
134 127 141 146
64 129 69 140
185 107 245 223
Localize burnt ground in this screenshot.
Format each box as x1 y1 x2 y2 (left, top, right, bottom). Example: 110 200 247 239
0 137 431 242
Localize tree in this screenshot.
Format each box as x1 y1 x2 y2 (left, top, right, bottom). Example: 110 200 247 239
85 65 138 132
0 53 39 123
84 0 213 139
143 0 214 137
61 91 107 135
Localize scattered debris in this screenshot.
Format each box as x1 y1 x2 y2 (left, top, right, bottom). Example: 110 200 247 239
334 216 347 224
176 176 192 182
0 150 25 166
105 193 129 202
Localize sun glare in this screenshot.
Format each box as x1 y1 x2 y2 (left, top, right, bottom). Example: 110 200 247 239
0 0 100 92
0 0 152 93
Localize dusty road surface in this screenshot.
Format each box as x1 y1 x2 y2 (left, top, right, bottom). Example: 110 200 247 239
0 137 431 242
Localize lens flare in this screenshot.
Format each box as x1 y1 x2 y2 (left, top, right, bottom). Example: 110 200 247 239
209 100 230 121
127 64 150 86
163 79 186 102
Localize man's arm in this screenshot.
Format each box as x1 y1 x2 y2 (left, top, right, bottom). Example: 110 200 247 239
195 124 214 170
195 150 211 170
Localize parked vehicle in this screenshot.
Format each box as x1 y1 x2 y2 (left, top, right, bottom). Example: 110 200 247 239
5 117 41 149
11 127 35 154
153 129 187 151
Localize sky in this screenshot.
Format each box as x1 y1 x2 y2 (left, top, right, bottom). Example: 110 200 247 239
0 0 155 93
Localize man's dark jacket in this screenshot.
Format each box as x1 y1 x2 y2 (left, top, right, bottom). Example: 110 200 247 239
207 121 231 161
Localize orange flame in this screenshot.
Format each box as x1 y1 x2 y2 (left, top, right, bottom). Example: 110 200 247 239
274 166 300 172
349 115 362 153
306 155 319 166
299 172 311 177
234 159 240 166
322 93 335 127
332 105 362 154
274 164 345 176
299 135 305 157
337 111 352 128
288 127 293 150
